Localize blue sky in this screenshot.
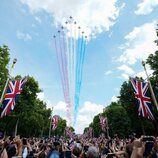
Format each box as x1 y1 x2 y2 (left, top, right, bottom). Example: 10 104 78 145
0 0 158 133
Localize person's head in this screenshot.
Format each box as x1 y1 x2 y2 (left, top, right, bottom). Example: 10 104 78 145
87 146 99 158
7 144 17 158
53 141 60 151
72 143 82 157
22 138 27 146
0 131 4 140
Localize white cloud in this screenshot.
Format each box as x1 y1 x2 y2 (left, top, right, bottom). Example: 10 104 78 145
48 101 71 125
111 95 119 102
35 16 41 23
53 101 67 112
46 100 53 109
118 64 134 75
117 64 135 80
20 0 125 38
75 101 104 133
136 70 153 79
135 0 158 15
119 21 157 65
37 92 44 100
120 73 129 80
16 31 32 41
105 70 113 75
135 64 154 79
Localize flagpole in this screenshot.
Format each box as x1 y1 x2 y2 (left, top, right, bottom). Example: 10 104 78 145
0 58 17 106
49 107 53 138
14 118 19 136
142 61 158 111
106 118 109 139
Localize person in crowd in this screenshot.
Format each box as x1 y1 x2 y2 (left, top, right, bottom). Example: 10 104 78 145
47 141 60 158
0 133 158 158
87 146 99 158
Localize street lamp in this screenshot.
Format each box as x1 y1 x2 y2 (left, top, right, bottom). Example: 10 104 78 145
49 106 54 138
13 58 17 65
142 61 145 67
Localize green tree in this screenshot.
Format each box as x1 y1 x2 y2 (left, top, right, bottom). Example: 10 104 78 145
119 81 142 135
103 102 131 138
0 76 52 137
0 45 10 96
147 51 158 76
119 80 155 136
90 114 102 137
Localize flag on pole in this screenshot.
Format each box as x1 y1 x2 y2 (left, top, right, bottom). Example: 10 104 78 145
1 77 27 118
51 115 59 130
130 77 155 120
99 116 107 131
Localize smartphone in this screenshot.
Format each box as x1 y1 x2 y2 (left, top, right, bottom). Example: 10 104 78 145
143 141 154 157
142 136 154 142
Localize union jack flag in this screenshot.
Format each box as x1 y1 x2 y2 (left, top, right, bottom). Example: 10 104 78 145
1 77 28 118
130 77 155 120
52 115 59 130
99 116 107 131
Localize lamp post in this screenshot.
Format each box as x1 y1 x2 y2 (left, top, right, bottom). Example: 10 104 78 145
142 61 158 110
0 58 17 105
49 107 54 138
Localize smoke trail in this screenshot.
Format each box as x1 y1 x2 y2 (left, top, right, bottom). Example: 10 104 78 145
58 30 72 122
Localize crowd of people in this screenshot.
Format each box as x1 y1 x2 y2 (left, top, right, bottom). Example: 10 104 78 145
0 132 158 158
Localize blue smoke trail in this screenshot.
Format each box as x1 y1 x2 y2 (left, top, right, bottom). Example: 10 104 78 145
78 40 86 96
78 37 86 81
74 35 85 126
73 36 80 126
